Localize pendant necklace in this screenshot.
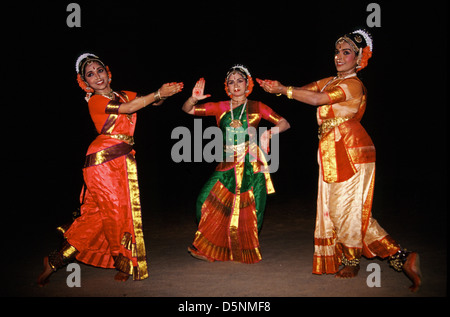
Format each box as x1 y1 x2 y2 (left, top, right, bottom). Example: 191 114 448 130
97 90 116 100
229 99 247 128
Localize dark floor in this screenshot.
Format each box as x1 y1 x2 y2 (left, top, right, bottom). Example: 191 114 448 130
6 188 446 302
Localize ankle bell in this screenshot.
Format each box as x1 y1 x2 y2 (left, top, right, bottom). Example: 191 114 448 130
341 257 361 267
388 248 411 272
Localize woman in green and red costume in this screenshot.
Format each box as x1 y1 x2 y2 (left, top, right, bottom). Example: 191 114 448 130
182 65 290 264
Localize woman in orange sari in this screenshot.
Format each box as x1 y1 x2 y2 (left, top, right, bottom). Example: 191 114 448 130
258 30 421 292
37 53 183 285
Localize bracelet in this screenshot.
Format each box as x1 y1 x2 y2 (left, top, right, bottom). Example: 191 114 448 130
190 97 198 106
154 90 161 102
286 86 293 99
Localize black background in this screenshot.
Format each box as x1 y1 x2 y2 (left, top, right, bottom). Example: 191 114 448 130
3 1 447 248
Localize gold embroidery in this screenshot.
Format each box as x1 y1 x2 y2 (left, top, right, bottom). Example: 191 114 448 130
121 232 133 251
318 117 351 139
313 254 340 274
61 244 78 260
105 101 121 114
318 104 333 118
84 143 132 168
336 243 362 261
347 146 376 164
101 114 118 134
114 254 133 275
320 131 338 183
367 236 400 258
105 134 135 145
229 162 244 261
247 113 260 127
125 154 148 280
326 86 346 104
268 113 281 125
194 105 207 116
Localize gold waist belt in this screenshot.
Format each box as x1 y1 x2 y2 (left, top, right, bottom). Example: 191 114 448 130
84 142 133 168
318 117 350 139
224 141 249 153
104 134 135 145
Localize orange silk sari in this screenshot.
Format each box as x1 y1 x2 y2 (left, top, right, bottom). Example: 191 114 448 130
64 91 148 280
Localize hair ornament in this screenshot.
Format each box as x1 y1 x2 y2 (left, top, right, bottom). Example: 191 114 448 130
336 29 374 72
75 53 99 74
352 29 373 52
227 64 252 79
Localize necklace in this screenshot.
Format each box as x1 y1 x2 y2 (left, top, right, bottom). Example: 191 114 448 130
229 99 247 128
337 71 357 79
321 73 357 92
96 90 115 100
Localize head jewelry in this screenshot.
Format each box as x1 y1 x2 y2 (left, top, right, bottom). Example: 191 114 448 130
336 29 373 71
224 64 254 97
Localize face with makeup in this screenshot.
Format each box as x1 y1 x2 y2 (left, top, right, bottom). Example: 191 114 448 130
83 61 111 94
334 41 360 75
227 71 248 99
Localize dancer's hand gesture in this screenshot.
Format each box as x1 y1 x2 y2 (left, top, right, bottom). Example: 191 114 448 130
256 78 284 95
192 78 211 101
160 82 184 98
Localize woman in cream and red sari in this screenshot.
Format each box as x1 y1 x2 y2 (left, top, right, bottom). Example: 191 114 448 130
37 53 183 285
182 65 290 264
258 30 421 291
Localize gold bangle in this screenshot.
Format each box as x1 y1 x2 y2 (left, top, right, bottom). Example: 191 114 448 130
154 90 161 102
286 86 293 99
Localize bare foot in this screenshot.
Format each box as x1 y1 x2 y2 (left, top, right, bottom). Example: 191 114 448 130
37 256 54 287
114 271 130 282
335 265 360 278
187 246 214 262
403 252 421 292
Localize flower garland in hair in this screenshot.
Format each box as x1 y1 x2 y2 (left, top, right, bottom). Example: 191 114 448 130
352 29 373 72
357 46 372 72
76 73 94 93
353 29 373 51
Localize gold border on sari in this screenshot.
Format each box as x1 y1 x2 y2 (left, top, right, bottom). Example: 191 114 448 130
366 235 400 258
84 143 133 168
229 162 244 262
319 131 338 183
125 153 148 280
